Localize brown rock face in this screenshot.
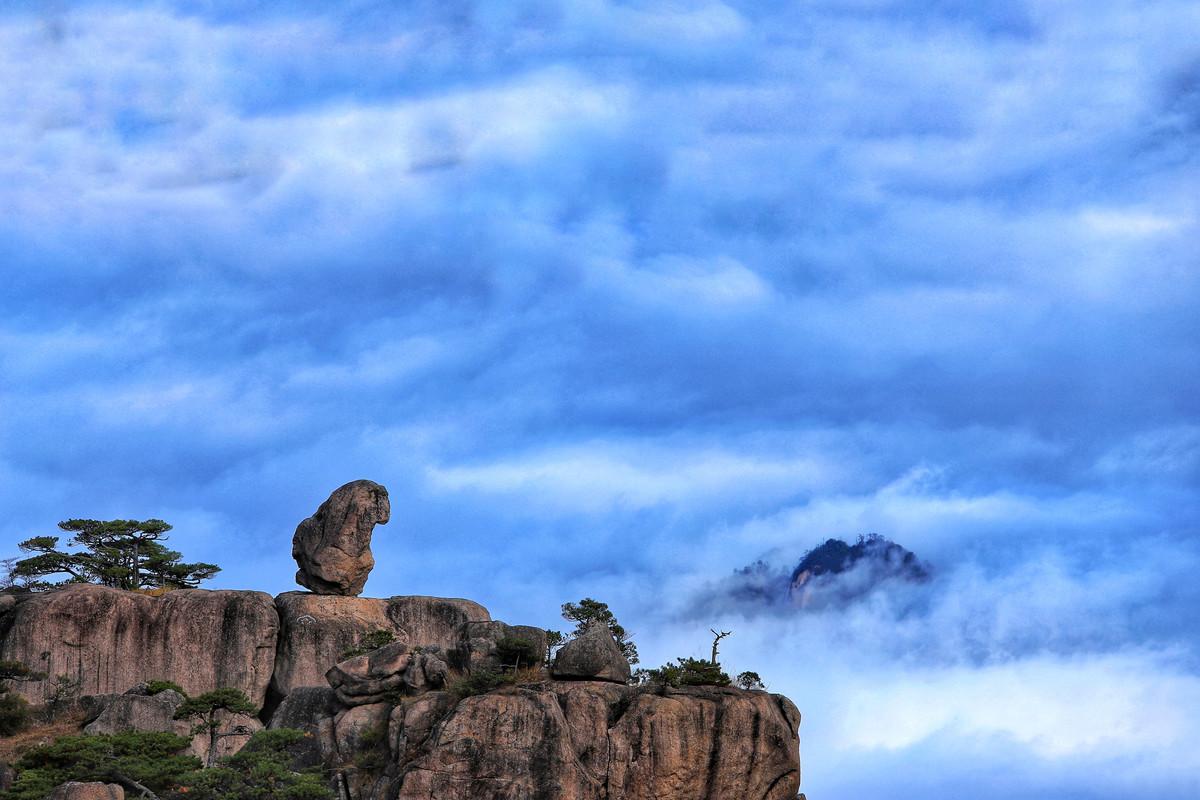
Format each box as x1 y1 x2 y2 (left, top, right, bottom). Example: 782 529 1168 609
292 480 391 596
272 592 489 698
325 643 449 707
551 623 631 684
0 585 278 707
47 783 124 800
455 621 549 673
385 682 801 800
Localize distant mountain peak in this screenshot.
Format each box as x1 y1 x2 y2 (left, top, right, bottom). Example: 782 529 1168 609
788 534 929 607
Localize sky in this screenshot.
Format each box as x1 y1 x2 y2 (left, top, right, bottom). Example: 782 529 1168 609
1 1 1199 798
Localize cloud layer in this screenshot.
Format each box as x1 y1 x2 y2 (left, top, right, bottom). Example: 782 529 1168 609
1 2 1198 798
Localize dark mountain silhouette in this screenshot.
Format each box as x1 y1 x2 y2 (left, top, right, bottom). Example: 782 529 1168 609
694 534 930 616
787 534 929 608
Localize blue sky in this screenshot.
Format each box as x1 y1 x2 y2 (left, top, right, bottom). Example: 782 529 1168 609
2 1 1199 798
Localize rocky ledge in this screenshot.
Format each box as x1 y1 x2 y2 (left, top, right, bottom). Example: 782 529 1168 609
275 681 801 800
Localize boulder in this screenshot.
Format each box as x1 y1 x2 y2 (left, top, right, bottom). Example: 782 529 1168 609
387 682 801 800
292 480 391 596
47 783 124 800
551 623 631 684
271 592 488 698
0 585 278 707
83 689 189 737
325 643 448 707
387 691 454 762
455 621 548 673
266 687 338 768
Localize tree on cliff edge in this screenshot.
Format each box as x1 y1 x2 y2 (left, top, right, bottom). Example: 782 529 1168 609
11 519 220 591
561 598 639 665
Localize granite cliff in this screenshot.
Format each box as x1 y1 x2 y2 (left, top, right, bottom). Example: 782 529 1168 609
0 481 802 800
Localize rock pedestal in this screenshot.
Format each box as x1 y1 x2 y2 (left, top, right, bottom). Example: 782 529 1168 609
292 480 391 596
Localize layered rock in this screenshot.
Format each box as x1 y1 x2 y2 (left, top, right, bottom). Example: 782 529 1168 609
271 592 488 698
325 643 449 707
383 682 801 800
551 623 631 683
293 480 391 596
0 585 278 706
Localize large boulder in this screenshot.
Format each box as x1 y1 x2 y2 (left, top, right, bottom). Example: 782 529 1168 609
0 585 278 707
325 643 449 707
386 682 801 800
292 480 391 596
83 688 189 737
47 783 124 800
551 623 631 684
271 592 489 698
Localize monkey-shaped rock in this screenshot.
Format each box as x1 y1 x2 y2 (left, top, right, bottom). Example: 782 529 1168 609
293 480 390 596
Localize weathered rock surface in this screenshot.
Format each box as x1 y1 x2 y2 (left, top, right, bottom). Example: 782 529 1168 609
267 686 338 769
83 689 189 738
81 687 261 764
272 592 489 698
551 623 631 684
292 480 391 596
384 682 801 800
0 585 278 706
326 643 449 707
455 621 549 673
47 782 124 800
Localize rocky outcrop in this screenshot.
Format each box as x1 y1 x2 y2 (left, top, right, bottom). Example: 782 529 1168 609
382 682 801 800
83 688 189 738
551 623 631 683
293 480 391 596
0 585 278 707
47 783 124 800
454 621 548 672
82 687 261 764
325 643 449 707
271 592 489 698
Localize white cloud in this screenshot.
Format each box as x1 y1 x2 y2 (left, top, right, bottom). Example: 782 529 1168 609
426 439 837 511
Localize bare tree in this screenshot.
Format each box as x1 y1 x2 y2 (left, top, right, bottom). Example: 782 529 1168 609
710 629 732 665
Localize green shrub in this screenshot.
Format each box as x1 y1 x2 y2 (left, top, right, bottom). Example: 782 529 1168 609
339 629 396 660
448 669 516 700
145 680 186 697
735 671 766 691
3 731 199 800
173 728 333 800
0 692 32 736
641 658 731 688
494 636 539 670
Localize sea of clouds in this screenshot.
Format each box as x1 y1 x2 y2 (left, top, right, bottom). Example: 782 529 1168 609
1 2 1198 798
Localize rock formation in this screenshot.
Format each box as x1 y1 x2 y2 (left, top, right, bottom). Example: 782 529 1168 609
0 584 278 706
325 642 449 707
383 682 801 800
551 622 631 683
0 478 803 800
82 685 264 764
292 480 391 596
47 783 124 800
272 592 488 698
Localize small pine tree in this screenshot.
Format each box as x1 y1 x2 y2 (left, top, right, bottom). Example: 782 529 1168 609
561 598 639 664
173 688 258 768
